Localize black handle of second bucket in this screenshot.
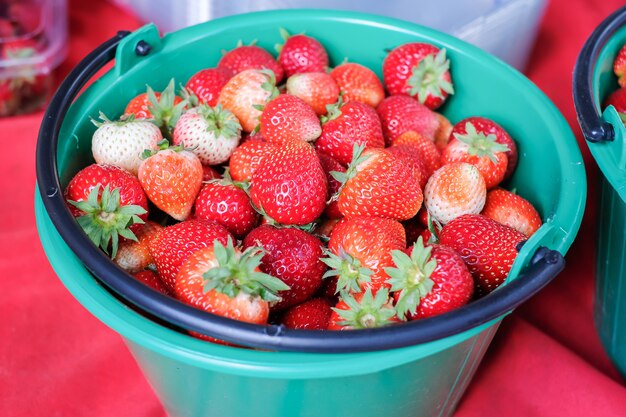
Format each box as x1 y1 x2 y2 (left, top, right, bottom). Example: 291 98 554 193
36 30 566 353
573 5 626 143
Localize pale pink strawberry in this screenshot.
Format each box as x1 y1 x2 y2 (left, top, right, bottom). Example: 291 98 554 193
423 162 486 225
172 104 242 165
217 69 279 132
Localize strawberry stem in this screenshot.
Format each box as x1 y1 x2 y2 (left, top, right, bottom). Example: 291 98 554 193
407 48 454 103
384 237 436 320
333 288 396 329
321 247 373 293
202 238 290 302
453 122 510 164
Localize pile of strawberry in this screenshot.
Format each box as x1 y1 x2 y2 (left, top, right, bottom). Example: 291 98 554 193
63 30 543 342
604 43 626 126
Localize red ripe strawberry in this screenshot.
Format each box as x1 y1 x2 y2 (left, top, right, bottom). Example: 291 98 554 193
377 95 440 145
218 44 284 83
249 141 327 226
260 94 322 145
328 288 398 330
286 72 340 115
91 112 163 176
391 130 441 179
317 152 345 219
124 79 186 133
194 177 259 238
242 225 325 310
276 30 329 77
218 69 279 132
451 117 517 179
138 142 203 221
330 63 385 108
173 104 242 165
64 164 148 258
281 298 333 330
134 270 170 296
423 162 486 225
442 121 510 189
439 214 526 295
0 80 17 115
315 98 384 166
114 221 163 273
149 219 233 291
383 43 453 110
324 216 406 293
229 140 278 183
335 145 423 221
385 237 473 320
175 240 289 325
184 68 233 106
387 144 428 189
614 44 626 88
481 188 542 237
202 165 221 182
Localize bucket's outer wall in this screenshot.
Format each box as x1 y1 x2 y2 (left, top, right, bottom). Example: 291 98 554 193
125 324 498 417
35 10 585 417
591 23 626 378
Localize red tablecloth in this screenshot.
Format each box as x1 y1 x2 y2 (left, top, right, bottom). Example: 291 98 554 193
1 0 625 415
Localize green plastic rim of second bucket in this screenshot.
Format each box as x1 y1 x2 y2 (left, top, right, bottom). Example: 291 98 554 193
35 9 586 379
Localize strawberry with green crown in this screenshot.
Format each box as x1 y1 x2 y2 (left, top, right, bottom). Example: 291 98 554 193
64 164 148 259
384 236 473 320
175 239 290 327
334 144 423 221
173 104 242 165
124 79 187 136
383 43 454 110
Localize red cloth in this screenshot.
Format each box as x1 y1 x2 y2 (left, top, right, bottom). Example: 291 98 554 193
0 0 624 415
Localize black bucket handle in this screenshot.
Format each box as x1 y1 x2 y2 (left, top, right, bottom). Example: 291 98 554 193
36 31 565 353
573 5 626 143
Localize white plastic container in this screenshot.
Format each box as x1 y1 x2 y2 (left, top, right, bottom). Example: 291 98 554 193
0 0 68 116
112 0 546 70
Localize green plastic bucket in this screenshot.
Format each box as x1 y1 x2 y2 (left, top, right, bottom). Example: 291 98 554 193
574 5 626 379
36 10 585 417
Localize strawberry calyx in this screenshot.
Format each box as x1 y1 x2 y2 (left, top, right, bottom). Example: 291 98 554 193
407 48 454 103
274 27 291 53
146 78 188 133
202 238 290 302
320 93 344 124
384 237 436 320
328 142 370 202
619 112 626 126
90 111 136 128
321 247 373 293
333 288 397 329
197 103 242 139
67 184 147 259
453 122 510 164
259 69 280 101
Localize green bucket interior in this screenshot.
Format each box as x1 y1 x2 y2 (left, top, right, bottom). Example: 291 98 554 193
589 23 626 378
35 9 586 417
